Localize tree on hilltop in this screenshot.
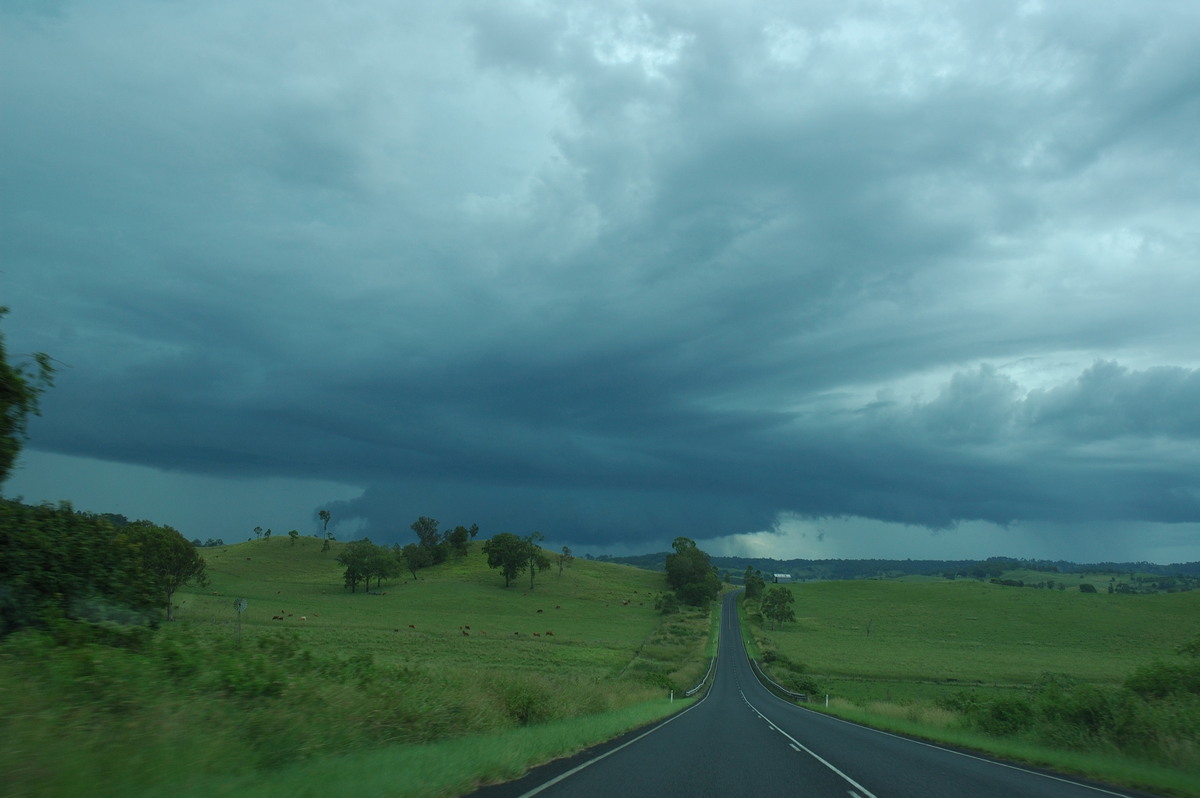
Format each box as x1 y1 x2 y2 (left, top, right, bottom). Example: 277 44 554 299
399 542 432 579
525 531 550 589
482 533 527 587
557 545 574 576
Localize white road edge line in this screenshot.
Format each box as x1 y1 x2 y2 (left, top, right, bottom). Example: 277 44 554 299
514 621 722 798
742 691 878 798
791 704 1135 798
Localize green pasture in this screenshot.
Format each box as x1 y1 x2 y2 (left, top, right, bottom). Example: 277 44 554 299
183 537 669 676
745 578 1200 797
755 578 1199 690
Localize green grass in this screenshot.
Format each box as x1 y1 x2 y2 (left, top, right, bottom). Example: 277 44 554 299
754 579 1199 690
0 539 716 798
186 538 669 676
745 579 1200 797
129 697 686 798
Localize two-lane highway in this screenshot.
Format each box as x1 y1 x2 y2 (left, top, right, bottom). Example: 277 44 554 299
472 591 1148 798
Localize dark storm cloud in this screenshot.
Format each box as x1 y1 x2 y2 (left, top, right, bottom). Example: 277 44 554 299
4 1 1200 557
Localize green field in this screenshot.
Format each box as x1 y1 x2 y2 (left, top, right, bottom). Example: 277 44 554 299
186 537 675 677
753 579 1198 689
746 578 1200 797
0 538 715 798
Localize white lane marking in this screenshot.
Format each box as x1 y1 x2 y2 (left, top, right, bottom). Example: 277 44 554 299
790 705 1136 797
742 690 878 798
789 743 800 752
514 607 726 798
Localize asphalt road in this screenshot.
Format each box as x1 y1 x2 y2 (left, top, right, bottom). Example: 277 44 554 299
470 590 1153 798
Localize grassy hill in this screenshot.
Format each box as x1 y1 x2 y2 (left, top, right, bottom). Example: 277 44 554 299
184 537 675 677
1 538 715 798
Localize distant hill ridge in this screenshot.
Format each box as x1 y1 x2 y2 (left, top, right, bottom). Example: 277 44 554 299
596 552 1200 580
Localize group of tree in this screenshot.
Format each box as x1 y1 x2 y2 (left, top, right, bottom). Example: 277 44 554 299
482 531 551 588
334 517 481 590
335 538 403 593
0 315 211 633
1 499 209 634
405 516 478 570
665 537 721 606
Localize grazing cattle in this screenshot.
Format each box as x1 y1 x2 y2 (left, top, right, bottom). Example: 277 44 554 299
300 616 307 621
462 629 469 636
463 625 470 630
555 605 561 609
536 608 543 613
545 631 554 636
408 624 415 628
533 633 540 637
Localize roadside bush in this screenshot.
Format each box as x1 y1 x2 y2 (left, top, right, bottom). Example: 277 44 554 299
1125 659 1200 699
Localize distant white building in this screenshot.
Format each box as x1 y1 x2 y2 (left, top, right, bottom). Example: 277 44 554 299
772 573 792 583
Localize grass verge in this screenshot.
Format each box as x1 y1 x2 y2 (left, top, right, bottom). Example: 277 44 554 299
128 697 689 798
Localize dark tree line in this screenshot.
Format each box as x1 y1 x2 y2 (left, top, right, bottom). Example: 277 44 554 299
335 517 480 592
0 500 209 634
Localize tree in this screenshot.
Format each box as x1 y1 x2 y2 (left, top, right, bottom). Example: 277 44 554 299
0 308 55 487
318 510 333 551
263 528 272 543
760 585 796 629
288 529 299 546
336 539 374 593
118 521 209 622
744 566 766 600
411 516 449 564
665 536 720 606
557 545 574 576
399 542 432 579
254 526 263 540
482 532 527 587
444 524 478 558
526 531 550 589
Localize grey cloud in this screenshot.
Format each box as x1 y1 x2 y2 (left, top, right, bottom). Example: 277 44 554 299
5 1 1200 560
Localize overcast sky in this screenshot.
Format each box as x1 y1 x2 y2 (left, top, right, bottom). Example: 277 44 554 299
4 1 1200 564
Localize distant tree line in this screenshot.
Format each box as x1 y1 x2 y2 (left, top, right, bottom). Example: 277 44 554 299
606 553 1200 584
335 516 481 592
